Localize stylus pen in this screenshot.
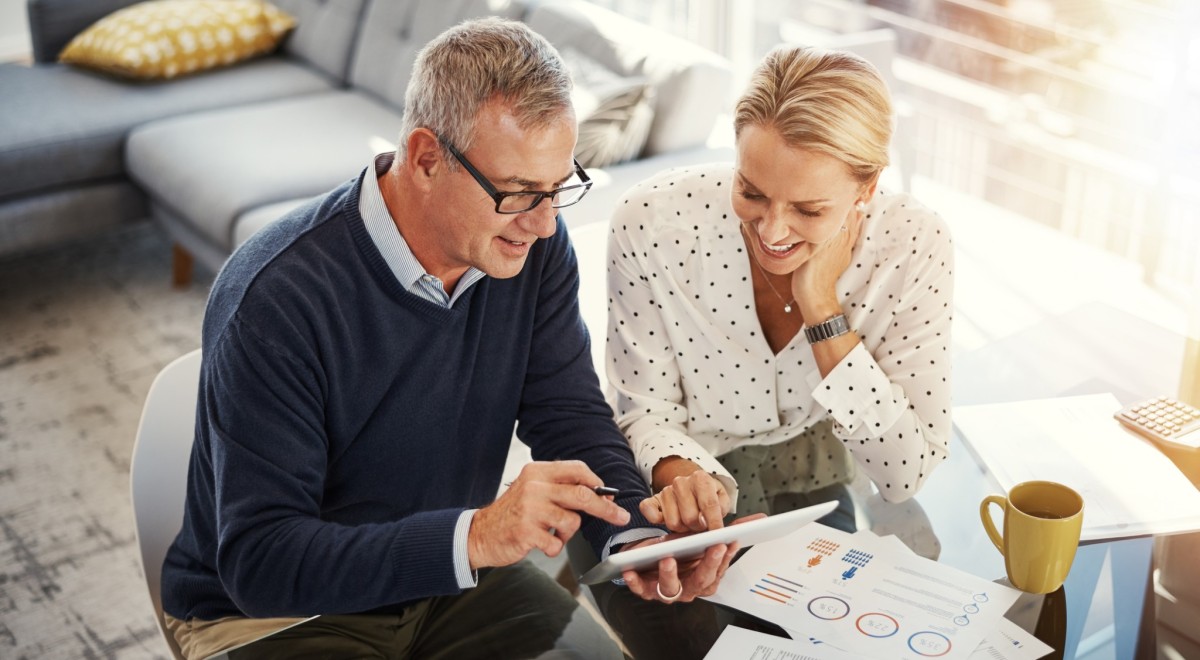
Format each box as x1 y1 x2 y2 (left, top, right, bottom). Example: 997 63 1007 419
502 483 621 498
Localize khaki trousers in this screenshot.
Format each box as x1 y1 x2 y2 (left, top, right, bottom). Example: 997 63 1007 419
165 561 621 660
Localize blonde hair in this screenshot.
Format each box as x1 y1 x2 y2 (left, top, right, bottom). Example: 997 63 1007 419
400 17 573 169
734 46 892 183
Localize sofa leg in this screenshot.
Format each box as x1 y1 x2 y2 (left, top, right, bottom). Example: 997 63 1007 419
172 244 194 288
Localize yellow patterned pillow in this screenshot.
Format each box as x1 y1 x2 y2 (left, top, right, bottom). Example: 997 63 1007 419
60 0 296 80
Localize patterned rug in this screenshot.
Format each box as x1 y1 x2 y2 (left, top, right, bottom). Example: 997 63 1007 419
0 222 577 658
0 223 212 658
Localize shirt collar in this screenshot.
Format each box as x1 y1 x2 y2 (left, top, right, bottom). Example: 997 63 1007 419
359 152 485 305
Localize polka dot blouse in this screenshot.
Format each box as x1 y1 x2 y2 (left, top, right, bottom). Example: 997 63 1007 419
605 163 954 505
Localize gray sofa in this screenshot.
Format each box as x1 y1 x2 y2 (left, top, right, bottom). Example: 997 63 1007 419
0 0 733 282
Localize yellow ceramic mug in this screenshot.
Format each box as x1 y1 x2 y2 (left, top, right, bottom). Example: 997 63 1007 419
980 480 1084 594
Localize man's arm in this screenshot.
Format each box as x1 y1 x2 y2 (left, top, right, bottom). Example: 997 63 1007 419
513 219 661 556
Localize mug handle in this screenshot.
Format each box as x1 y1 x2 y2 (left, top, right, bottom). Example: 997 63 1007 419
980 495 1007 554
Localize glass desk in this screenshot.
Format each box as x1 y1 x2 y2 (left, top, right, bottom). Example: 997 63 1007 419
879 300 1198 659
586 302 1196 659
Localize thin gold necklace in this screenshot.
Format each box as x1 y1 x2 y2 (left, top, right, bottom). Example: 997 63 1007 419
741 223 795 313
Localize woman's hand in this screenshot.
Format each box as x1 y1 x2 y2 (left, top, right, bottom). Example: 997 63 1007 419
642 458 731 532
791 202 865 312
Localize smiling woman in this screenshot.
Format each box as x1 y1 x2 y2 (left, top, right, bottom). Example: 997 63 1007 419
605 45 955 534
590 46 957 658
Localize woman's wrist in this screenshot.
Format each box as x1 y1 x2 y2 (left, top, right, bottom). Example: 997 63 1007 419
798 295 842 325
651 456 702 492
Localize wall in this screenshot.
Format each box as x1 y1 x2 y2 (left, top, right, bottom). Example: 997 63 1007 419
0 0 30 61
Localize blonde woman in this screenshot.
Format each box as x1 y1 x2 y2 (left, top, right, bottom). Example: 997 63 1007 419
606 46 954 537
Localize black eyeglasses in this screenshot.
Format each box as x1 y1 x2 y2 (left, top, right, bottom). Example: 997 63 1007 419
438 137 592 214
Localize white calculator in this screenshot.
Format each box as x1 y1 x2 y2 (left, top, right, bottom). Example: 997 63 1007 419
1114 396 1200 450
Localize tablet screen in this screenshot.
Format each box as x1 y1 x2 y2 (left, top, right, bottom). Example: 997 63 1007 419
579 499 837 584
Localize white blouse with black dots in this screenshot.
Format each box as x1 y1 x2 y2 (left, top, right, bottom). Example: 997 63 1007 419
605 162 954 505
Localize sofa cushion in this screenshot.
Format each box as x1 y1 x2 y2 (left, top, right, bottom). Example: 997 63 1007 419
562 47 656 168
0 57 333 203
348 0 525 109
232 197 312 248
127 91 402 251
59 0 297 80
0 181 147 256
274 0 369 83
526 0 731 156
27 0 142 63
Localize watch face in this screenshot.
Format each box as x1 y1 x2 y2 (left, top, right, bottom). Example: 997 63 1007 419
805 315 849 344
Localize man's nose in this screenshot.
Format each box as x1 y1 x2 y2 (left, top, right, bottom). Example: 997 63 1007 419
520 197 559 238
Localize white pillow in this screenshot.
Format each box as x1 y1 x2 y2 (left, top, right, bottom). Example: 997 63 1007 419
561 48 656 168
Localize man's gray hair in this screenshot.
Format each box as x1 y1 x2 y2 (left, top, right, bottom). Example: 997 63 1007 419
400 17 573 169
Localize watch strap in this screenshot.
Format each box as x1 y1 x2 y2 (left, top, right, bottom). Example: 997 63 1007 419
803 314 850 344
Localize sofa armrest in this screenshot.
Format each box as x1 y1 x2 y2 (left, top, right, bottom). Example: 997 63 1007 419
27 0 140 63
525 0 733 157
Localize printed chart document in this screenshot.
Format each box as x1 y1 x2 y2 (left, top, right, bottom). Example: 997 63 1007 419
968 618 1053 660
703 626 857 660
953 393 1200 541
706 524 1022 660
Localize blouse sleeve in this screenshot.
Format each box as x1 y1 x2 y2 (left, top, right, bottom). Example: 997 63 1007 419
811 210 955 502
605 200 740 501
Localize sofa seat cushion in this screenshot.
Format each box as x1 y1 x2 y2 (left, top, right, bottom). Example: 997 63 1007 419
127 91 402 251
231 196 313 249
0 56 334 202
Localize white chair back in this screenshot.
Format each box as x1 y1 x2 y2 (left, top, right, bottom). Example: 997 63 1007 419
131 350 202 660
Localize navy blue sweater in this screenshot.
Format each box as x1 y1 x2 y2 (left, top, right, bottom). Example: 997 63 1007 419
161 172 654 621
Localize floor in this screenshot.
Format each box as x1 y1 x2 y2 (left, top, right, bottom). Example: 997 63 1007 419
0 171 1191 658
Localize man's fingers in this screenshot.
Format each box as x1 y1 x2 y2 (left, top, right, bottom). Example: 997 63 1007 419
545 483 630 526
517 460 602 488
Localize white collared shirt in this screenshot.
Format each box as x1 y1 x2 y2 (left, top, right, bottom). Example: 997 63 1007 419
606 163 954 505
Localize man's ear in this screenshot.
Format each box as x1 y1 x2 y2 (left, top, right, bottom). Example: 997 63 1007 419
404 128 444 192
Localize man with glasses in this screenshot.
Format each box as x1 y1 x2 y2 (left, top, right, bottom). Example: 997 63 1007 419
158 17 735 660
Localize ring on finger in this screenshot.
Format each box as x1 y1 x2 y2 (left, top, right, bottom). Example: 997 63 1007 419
656 582 683 602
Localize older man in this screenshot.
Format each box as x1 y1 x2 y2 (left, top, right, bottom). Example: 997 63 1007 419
159 17 735 660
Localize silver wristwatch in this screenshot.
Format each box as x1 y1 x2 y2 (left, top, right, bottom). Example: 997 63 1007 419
803 314 850 344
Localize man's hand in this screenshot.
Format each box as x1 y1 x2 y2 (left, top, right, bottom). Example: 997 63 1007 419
620 513 766 603
642 462 731 532
468 461 631 570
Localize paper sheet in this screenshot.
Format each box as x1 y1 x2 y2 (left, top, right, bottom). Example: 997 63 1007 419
703 626 857 660
706 523 1021 660
954 393 1200 541
967 618 1053 660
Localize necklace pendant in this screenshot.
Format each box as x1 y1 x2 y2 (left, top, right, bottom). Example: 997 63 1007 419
784 303 793 313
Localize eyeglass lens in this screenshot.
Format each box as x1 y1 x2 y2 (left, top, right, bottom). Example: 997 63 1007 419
496 185 589 213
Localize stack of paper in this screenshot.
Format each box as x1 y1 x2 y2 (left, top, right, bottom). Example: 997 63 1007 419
703 523 1052 660
953 393 1200 541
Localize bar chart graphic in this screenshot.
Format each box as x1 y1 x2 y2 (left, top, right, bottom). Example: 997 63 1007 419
750 573 803 605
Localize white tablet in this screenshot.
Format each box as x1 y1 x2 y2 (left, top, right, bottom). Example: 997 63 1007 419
579 500 837 585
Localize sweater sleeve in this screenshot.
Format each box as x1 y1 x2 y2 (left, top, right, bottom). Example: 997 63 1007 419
514 219 661 557
205 318 465 618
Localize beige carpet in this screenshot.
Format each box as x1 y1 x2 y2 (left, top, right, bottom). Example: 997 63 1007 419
0 222 212 658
